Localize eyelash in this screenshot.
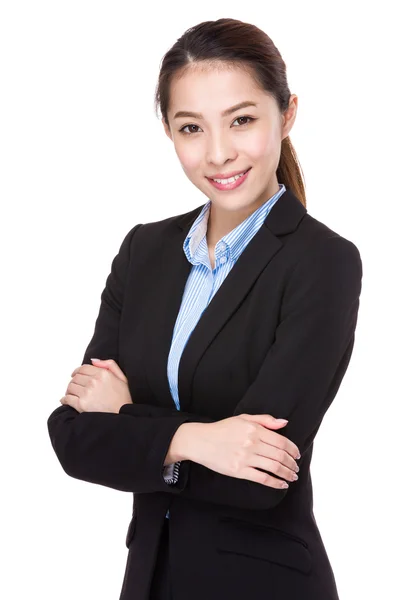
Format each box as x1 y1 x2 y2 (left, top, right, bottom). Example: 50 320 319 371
179 115 256 136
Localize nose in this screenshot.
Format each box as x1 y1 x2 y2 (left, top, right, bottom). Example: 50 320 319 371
205 131 238 166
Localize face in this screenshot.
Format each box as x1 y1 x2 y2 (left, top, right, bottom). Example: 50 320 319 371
163 63 298 216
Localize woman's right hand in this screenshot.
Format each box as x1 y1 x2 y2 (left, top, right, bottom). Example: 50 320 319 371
186 414 301 489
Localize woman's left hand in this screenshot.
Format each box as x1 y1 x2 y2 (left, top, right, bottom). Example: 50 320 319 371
60 358 133 414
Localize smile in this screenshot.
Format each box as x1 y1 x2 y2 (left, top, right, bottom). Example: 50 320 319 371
207 168 251 191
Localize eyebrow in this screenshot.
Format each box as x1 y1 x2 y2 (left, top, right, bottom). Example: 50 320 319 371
173 101 258 120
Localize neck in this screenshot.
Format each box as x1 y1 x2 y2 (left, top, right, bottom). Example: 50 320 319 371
206 179 280 248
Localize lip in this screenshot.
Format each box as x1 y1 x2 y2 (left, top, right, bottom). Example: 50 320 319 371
207 168 251 180
207 167 251 191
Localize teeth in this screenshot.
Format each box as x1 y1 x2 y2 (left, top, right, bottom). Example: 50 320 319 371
213 171 247 184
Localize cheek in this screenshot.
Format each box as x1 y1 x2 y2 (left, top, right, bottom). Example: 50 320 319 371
244 130 279 161
175 144 201 176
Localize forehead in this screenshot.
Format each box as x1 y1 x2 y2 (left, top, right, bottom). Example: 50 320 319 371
168 64 275 118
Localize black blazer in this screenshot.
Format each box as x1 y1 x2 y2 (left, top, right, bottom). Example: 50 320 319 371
47 187 363 600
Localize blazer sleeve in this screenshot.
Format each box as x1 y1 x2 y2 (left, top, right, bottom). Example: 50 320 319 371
47 224 362 510
120 235 363 510
46 223 215 495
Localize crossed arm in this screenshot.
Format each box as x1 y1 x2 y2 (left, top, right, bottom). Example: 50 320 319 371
47 223 362 511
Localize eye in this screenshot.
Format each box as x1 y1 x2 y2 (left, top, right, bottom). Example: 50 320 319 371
232 116 254 127
179 115 256 135
179 124 203 135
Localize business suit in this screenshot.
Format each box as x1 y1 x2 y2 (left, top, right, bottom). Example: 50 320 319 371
47 186 363 600
162 181 287 493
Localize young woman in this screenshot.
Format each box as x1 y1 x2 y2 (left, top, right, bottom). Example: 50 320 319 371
47 17 363 600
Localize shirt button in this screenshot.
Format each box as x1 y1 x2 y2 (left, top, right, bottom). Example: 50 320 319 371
220 256 227 264
218 242 226 251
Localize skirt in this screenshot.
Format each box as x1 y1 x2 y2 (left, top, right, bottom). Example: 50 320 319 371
150 518 173 600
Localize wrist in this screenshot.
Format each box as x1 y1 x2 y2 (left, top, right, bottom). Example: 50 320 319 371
169 422 207 463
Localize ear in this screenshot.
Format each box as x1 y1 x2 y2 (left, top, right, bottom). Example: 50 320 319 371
281 94 298 140
162 117 173 141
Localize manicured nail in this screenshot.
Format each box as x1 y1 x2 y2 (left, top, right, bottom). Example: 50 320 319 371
90 358 100 361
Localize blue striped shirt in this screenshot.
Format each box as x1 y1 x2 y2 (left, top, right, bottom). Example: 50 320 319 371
162 183 287 518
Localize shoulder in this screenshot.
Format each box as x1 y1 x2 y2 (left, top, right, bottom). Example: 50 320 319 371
118 204 205 262
286 212 363 301
127 204 204 242
295 210 361 261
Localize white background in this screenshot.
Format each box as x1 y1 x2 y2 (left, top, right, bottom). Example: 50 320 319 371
1 1 406 599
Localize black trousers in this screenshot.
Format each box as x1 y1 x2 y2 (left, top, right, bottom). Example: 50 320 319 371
150 518 173 600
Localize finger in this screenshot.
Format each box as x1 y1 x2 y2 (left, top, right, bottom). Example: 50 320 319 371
91 358 128 383
254 418 300 459
240 413 288 429
71 364 99 377
252 448 299 480
66 381 85 396
263 429 300 461
69 373 89 388
239 466 290 489
60 394 80 412
242 415 300 459
257 433 300 471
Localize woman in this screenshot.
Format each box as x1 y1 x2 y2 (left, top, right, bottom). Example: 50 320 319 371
47 18 363 600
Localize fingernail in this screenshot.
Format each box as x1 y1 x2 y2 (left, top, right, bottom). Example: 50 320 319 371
90 358 101 361
276 419 288 423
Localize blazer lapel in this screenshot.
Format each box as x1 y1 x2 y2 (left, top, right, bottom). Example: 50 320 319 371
144 187 307 413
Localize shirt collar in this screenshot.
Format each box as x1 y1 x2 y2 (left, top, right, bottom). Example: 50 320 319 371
183 183 286 265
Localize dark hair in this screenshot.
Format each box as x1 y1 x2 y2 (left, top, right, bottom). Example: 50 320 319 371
154 18 306 207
